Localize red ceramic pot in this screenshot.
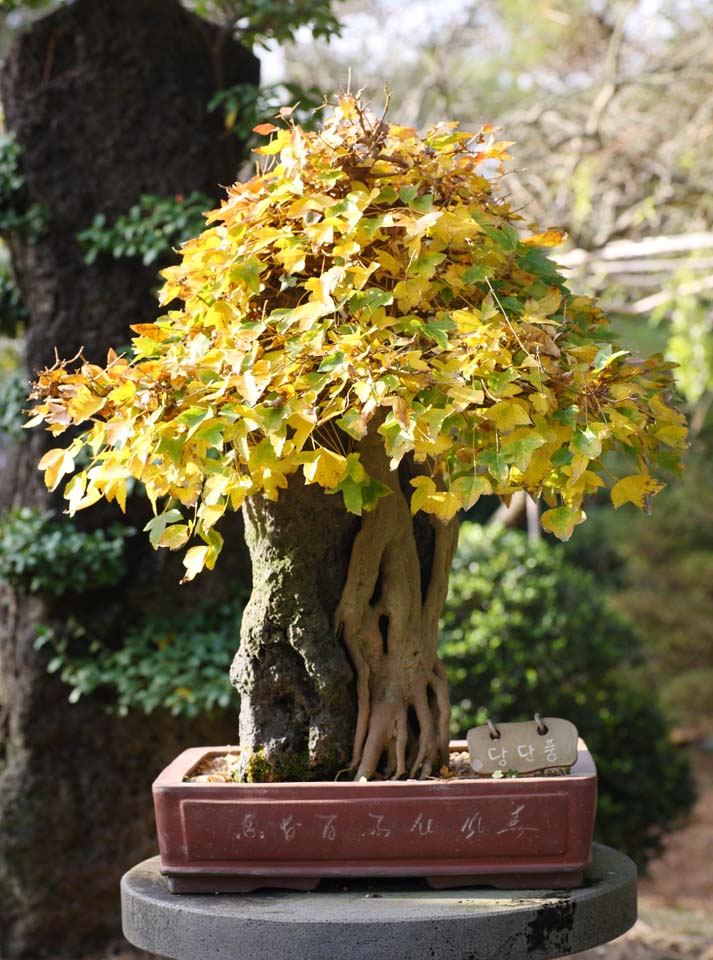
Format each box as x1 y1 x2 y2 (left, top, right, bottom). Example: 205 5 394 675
153 740 597 893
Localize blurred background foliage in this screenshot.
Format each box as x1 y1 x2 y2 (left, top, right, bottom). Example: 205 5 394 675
1 0 711 872
442 523 696 866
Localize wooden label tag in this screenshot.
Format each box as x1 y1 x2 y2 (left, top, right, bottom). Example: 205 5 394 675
467 717 579 776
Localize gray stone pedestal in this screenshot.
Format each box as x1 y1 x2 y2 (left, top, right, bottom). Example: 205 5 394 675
121 843 636 960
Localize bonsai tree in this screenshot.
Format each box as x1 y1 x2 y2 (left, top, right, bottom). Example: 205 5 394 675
26 94 686 782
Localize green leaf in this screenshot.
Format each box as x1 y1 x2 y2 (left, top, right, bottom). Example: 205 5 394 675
230 257 264 294
144 509 183 547
541 506 585 542
422 322 449 349
463 265 489 284
553 404 578 427
177 407 212 434
502 432 547 471
410 193 434 213
451 475 492 509
156 435 184 465
340 477 363 515
411 252 446 278
479 451 509 485
318 352 345 372
192 420 224 449
551 448 573 467
517 248 567 288
571 427 602 460
482 223 519 251
349 288 394 313
593 345 629 373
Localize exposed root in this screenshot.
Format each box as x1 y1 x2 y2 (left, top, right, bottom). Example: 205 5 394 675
334 426 459 781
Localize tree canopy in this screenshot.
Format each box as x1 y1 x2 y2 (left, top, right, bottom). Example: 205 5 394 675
26 94 686 581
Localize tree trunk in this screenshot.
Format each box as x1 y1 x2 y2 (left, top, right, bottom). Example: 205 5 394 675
335 429 459 781
231 481 360 781
0 2 258 956
232 424 459 784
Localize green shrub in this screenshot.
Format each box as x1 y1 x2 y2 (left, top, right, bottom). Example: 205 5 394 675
208 80 324 144
0 507 132 595
0 253 28 338
0 364 28 441
77 191 212 266
0 133 50 242
567 429 713 729
34 590 245 716
440 522 695 866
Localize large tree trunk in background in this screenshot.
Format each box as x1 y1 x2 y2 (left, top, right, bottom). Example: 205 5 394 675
0 1 258 956
232 482 360 781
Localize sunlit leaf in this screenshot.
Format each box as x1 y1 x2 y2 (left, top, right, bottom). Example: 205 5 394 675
181 545 209 583
611 475 665 512
541 506 585 542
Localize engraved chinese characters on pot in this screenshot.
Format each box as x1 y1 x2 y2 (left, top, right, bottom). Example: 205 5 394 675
235 813 265 840
497 803 537 839
316 814 338 840
230 802 540 845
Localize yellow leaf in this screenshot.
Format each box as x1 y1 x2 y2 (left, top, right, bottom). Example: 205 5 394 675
38 447 75 492
654 425 688 448
611 475 665 511
301 448 348 488
111 478 127 513
451 308 482 334
409 476 461 520
422 489 461 522
107 380 136 405
68 483 102 513
291 299 333 332
410 475 437 514
67 387 105 424
521 229 565 247
65 473 87 513
203 474 230 505
197 503 225 530
253 131 288 155
524 287 562 320
482 400 531 431
530 391 554 414
205 302 234 328
159 524 191 550
181 545 209 583
393 277 431 311
404 210 442 238
448 384 485 411
570 453 590 483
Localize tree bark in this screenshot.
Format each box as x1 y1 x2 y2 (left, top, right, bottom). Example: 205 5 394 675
231 481 360 781
334 430 459 781
0 2 258 956
232 427 459 784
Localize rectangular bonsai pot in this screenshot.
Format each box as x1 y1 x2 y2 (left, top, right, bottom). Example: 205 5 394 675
153 740 596 893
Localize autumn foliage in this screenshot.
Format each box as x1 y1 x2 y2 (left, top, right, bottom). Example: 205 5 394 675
27 95 686 581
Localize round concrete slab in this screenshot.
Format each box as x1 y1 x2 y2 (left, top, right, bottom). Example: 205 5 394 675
121 843 636 960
